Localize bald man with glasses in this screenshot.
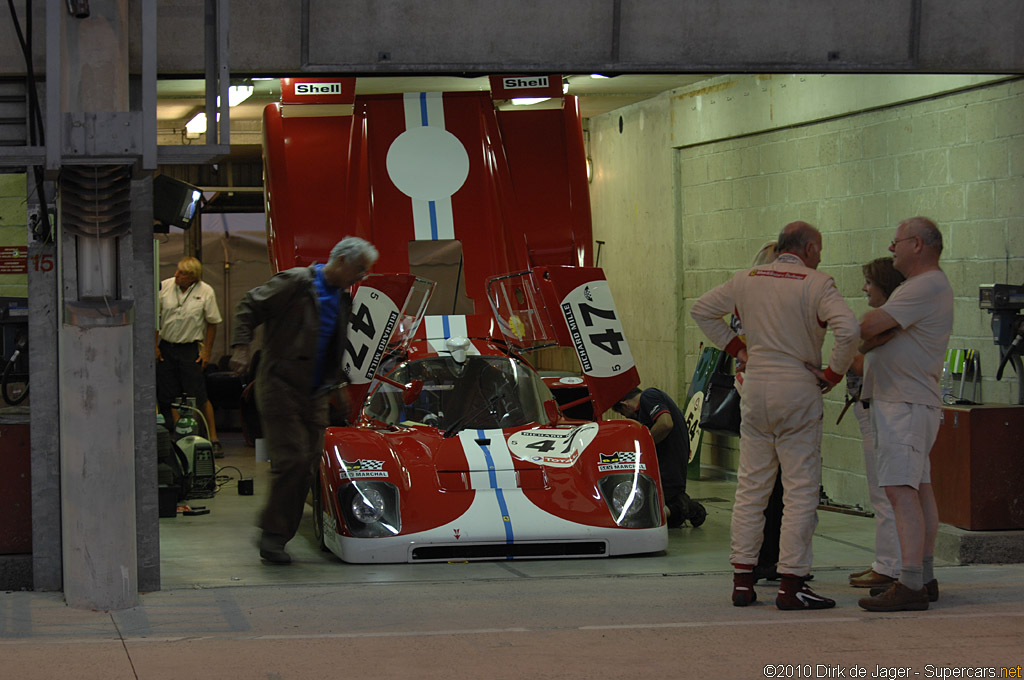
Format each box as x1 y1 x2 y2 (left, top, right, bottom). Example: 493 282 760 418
857 217 952 612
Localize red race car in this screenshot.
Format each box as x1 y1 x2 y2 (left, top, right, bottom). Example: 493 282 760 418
262 77 668 562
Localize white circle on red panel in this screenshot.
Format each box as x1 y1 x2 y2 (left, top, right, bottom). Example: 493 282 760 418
386 126 469 201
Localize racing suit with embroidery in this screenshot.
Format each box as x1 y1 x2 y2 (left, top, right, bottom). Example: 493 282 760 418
690 252 859 575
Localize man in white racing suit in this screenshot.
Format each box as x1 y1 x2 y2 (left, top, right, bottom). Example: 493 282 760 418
691 221 859 610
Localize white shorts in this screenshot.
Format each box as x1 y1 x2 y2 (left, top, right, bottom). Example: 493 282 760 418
870 399 940 489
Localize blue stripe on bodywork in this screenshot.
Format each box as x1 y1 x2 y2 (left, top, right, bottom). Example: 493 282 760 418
442 315 451 338
419 91 429 126
477 429 514 549
429 200 438 239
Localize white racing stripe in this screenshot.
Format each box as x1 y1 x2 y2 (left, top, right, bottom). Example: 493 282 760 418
425 315 482 355
401 91 456 241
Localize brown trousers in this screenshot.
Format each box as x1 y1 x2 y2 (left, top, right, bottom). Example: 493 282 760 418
260 411 327 543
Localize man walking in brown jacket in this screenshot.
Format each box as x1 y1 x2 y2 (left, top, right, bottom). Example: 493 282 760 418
231 236 378 564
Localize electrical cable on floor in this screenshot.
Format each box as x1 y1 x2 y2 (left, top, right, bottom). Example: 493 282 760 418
215 464 244 492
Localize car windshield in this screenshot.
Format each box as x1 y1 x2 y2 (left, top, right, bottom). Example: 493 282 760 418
365 355 554 432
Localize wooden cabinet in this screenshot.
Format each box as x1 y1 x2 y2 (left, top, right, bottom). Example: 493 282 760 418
930 404 1024 531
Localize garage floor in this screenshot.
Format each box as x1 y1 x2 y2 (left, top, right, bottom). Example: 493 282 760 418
158 430 889 589
6 430 1023 679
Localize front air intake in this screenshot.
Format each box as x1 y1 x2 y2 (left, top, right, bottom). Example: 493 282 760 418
411 541 607 560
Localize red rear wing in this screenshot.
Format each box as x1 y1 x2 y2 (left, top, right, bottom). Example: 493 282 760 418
488 266 640 418
261 89 592 286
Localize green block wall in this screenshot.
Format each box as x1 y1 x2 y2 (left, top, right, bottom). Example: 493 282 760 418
590 77 1024 509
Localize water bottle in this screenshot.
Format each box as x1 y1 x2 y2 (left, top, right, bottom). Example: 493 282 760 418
940 359 955 405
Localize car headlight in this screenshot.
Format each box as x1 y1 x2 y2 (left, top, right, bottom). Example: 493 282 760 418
351 487 386 523
338 481 401 537
598 473 661 528
611 480 646 519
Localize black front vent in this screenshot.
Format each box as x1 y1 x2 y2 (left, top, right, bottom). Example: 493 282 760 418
412 542 607 560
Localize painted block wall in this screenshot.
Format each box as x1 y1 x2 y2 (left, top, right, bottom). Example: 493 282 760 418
0 173 28 299
589 76 1024 510
589 99 680 401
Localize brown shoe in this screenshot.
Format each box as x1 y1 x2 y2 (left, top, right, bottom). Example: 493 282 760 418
871 578 938 603
850 568 896 588
859 582 928 611
848 567 873 580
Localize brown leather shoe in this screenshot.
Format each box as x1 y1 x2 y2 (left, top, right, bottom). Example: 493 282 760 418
859 582 928 611
848 567 873 580
871 578 938 602
850 568 896 588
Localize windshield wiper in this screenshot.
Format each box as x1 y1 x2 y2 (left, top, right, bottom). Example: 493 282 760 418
441 402 491 438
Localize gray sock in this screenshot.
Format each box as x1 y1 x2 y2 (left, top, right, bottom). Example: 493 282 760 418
922 556 934 583
900 565 924 591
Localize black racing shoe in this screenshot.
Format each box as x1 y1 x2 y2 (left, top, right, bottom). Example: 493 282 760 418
776 574 835 610
666 497 687 528
688 501 707 528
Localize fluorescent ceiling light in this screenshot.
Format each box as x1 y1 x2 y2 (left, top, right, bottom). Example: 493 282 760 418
511 97 550 106
228 85 254 107
590 73 609 79
185 112 207 135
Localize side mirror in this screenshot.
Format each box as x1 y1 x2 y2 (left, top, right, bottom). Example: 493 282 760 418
375 374 424 405
543 399 562 425
402 379 424 405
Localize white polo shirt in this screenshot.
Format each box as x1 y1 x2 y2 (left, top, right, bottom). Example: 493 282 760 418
158 278 222 344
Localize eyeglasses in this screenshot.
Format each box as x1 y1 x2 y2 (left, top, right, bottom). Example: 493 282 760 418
890 236 916 249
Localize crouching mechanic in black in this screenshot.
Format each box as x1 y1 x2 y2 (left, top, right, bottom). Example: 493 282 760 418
614 387 707 528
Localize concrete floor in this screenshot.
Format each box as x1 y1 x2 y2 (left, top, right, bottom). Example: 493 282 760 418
3 430 1023 679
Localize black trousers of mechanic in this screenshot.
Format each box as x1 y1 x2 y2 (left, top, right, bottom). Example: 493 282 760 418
156 340 207 430
260 413 326 543
756 467 785 577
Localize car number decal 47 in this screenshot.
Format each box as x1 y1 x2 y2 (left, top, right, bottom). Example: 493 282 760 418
507 423 599 467
559 280 635 379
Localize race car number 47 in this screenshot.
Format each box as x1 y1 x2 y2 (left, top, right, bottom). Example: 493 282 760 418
559 280 635 378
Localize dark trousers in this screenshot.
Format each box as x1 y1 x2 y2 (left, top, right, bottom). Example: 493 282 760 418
757 467 784 572
260 413 325 543
156 340 207 428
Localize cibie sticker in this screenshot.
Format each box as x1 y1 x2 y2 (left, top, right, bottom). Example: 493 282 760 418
559 280 635 378
343 286 401 385
507 423 599 468
597 451 646 473
559 376 584 385
340 459 388 479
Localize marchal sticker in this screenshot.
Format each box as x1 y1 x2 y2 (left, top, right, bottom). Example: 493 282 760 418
507 423 599 468
340 459 388 479
597 451 646 473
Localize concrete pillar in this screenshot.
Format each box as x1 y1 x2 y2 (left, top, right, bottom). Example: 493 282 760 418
57 0 139 610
